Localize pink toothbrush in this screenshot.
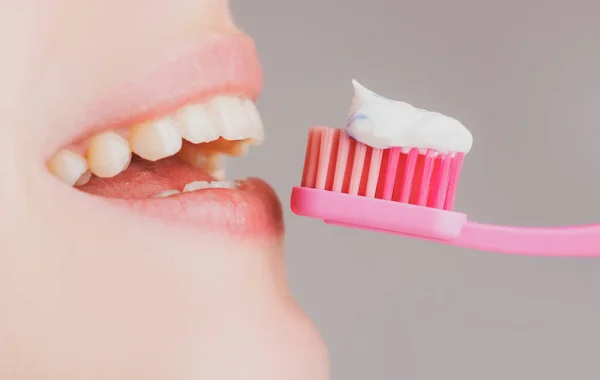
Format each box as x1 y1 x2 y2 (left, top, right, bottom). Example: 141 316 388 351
290 126 600 256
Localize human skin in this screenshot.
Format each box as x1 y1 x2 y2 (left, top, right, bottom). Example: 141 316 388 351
0 1 330 379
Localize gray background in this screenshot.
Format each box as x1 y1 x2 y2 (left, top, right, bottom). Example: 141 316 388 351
231 1 600 379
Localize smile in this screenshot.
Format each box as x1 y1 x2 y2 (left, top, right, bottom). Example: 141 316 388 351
43 33 283 238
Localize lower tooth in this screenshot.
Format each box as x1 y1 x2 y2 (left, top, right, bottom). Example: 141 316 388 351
209 181 236 189
151 189 181 198
182 180 237 193
183 181 210 192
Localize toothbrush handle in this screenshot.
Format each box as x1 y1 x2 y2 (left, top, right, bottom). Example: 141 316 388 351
452 222 600 256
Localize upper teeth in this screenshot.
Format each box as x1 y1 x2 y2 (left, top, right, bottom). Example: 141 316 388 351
208 97 263 141
129 117 183 162
86 132 133 178
176 104 220 144
48 95 264 185
47 149 89 186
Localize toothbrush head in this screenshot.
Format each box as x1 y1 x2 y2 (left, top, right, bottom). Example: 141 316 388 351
291 126 468 240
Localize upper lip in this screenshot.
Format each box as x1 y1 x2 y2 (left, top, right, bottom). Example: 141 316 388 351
45 32 263 160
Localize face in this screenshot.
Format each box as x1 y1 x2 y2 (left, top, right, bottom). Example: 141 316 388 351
0 1 329 379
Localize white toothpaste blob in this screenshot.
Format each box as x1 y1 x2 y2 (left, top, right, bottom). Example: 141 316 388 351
346 80 473 154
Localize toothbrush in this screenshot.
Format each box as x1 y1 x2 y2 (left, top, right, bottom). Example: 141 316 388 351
290 126 600 256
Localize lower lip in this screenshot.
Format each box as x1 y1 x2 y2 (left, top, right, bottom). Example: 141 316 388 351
72 156 284 238
88 177 284 238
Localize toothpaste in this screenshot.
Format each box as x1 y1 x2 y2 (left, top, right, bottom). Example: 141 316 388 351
346 80 473 154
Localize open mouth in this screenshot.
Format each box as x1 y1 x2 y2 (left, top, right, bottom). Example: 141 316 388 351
44 34 283 237
49 95 263 198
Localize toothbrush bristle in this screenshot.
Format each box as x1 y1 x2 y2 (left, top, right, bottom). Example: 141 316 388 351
301 126 465 211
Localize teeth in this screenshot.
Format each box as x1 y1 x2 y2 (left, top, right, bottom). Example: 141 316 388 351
177 144 210 167
177 143 227 179
150 180 240 199
182 180 236 193
47 149 89 186
49 96 264 185
87 132 132 178
175 104 220 144
242 99 264 144
129 117 183 161
207 96 254 141
209 181 236 189
151 189 181 198
74 171 92 187
176 96 264 145
183 181 210 192
193 138 249 157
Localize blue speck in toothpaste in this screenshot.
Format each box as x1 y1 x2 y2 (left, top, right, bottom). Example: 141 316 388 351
346 113 368 143
347 113 368 125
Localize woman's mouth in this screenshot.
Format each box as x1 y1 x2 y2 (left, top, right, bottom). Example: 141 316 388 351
42 33 283 238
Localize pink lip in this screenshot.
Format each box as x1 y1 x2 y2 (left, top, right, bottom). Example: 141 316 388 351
121 178 284 237
57 174 284 239
46 32 283 239
63 176 284 238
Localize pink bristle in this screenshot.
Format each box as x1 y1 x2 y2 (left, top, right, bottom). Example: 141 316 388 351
375 150 390 199
315 127 338 190
332 131 350 192
300 130 311 186
365 148 383 198
427 155 446 209
390 152 407 202
399 149 419 203
425 153 456 210
349 143 367 195
301 128 322 188
382 148 401 200
358 148 375 196
413 150 435 205
327 129 342 190
341 137 357 194
444 153 465 210
302 127 465 211
437 154 453 208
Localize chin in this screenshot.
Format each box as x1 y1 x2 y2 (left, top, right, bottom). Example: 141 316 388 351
1 232 330 379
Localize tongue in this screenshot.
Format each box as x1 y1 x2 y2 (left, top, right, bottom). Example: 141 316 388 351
79 156 214 198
